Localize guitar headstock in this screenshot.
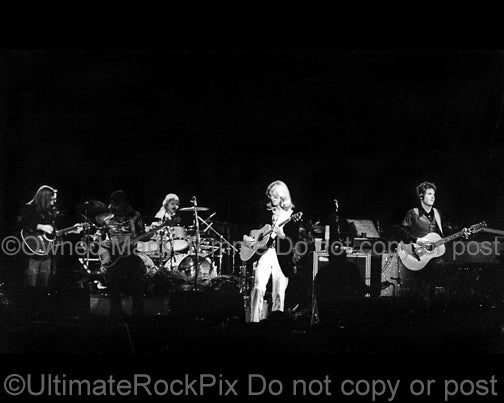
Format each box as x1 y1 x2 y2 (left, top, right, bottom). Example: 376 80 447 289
468 221 487 234
291 212 303 222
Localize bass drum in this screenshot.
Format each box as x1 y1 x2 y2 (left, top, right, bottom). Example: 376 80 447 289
176 255 217 281
163 252 188 271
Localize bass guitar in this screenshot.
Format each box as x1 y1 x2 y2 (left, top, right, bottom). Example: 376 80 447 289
21 222 91 256
397 221 487 271
98 221 172 269
239 212 303 262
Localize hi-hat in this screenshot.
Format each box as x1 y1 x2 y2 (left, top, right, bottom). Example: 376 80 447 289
179 206 210 212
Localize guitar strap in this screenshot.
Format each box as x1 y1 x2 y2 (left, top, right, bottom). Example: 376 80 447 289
433 208 443 236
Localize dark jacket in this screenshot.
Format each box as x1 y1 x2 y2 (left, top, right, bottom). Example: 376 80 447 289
250 208 300 277
19 204 56 231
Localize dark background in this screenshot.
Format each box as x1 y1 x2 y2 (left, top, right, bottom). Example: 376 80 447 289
1 50 504 238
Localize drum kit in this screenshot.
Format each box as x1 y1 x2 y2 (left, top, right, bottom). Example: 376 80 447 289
76 197 239 292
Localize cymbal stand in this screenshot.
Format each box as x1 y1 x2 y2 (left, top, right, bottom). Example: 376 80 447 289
192 197 201 291
164 228 176 271
77 209 98 273
218 236 224 275
197 215 238 275
157 227 165 268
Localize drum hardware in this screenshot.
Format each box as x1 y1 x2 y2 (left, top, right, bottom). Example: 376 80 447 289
190 196 203 291
75 201 105 274
196 214 238 277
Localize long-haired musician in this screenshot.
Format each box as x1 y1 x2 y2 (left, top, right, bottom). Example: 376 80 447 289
248 180 298 322
102 190 146 319
18 185 59 310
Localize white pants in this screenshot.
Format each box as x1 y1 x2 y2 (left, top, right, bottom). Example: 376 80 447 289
250 248 289 322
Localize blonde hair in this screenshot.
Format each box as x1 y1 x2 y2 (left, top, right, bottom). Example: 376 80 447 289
266 180 294 211
155 193 180 219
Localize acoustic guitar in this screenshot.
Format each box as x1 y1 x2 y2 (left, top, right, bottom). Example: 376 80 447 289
21 222 91 256
239 212 303 262
397 221 487 271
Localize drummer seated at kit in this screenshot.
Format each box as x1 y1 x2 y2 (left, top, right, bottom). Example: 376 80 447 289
151 193 182 227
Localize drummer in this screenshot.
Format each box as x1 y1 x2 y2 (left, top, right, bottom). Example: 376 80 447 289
152 193 182 227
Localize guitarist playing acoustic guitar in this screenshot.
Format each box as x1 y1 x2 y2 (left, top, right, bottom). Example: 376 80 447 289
398 181 470 301
19 185 85 316
245 180 301 322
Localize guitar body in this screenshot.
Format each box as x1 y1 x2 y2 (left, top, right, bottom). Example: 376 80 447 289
398 232 446 271
20 229 55 256
98 240 138 269
21 222 90 257
98 221 171 269
239 224 272 262
239 212 304 263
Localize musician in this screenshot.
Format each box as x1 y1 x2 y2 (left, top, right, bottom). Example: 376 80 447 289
247 180 298 322
398 181 442 301
102 190 146 319
18 185 60 310
153 193 181 225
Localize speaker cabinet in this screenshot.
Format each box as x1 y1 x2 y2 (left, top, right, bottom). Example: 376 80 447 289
346 252 371 297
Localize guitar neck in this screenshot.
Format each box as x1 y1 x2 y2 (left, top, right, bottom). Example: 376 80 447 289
264 216 294 237
55 224 82 236
131 222 170 243
433 230 466 247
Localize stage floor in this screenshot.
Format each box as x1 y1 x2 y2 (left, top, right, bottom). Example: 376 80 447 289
0 294 503 354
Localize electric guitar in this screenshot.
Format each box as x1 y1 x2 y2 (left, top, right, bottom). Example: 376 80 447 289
98 220 172 268
397 221 487 271
21 222 92 256
239 212 303 262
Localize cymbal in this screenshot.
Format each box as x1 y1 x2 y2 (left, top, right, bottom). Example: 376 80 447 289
96 212 114 226
178 206 210 212
76 199 109 215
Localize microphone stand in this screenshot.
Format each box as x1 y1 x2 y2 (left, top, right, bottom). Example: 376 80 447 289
333 198 341 242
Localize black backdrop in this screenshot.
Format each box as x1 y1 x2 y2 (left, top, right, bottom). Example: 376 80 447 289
1 50 504 237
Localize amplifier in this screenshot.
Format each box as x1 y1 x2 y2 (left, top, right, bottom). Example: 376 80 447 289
312 251 380 297
311 250 382 324
346 251 372 297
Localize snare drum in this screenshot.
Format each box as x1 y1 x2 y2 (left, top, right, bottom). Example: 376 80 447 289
167 225 189 252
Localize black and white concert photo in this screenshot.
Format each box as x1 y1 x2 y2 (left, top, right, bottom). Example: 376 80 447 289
1 49 504 354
